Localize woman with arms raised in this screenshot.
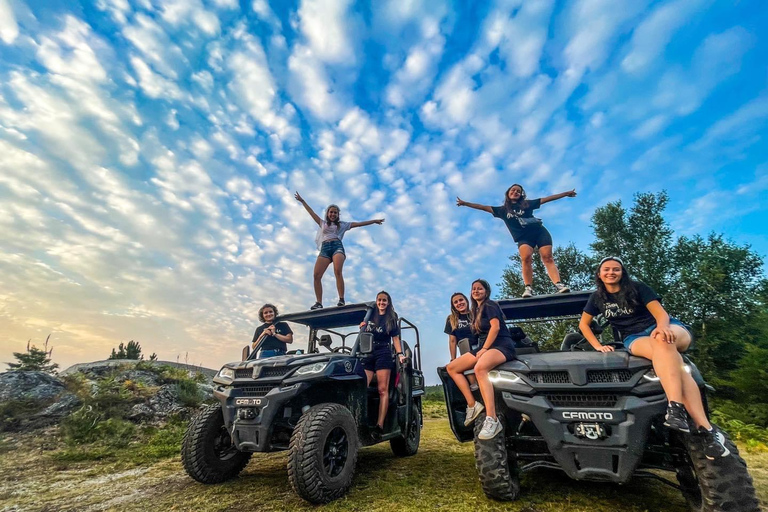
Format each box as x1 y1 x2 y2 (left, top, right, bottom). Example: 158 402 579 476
457 184 575 298
295 192 384 309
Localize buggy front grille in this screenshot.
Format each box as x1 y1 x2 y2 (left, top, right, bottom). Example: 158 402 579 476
527 371 571 384
587 370 633 383
546 394 618 408
235 368 254 379
236 385 276 397
259 366 291 378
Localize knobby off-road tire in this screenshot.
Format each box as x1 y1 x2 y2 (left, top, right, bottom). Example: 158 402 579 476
676 427 760 512
472 412 520 501
390 403 421 457
287 403 359 504
181 404 252 484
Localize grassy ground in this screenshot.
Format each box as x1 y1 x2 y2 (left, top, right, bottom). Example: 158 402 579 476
2 407 767 512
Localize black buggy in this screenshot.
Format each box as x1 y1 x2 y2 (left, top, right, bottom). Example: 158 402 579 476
182 302 425 503
439 291 759 512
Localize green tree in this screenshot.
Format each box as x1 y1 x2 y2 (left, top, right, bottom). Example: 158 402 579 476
498 243 594 298
590 191 673 296
7 335 59 374
108 340 144 360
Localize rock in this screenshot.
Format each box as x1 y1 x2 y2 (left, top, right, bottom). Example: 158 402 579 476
128 403 154 421
0 371 65 402
147 385 188 419
118 370 161 387
28 393 82 428
61 360 218 382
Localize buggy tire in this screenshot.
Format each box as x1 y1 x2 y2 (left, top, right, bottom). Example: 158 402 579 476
390 403 421 457
676 426 760 512
181 404 251 484
472 412 520 501
288 403 359 504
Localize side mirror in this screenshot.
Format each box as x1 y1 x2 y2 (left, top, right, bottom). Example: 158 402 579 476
319 334 333 349
357 332 373 355
242 345 250 361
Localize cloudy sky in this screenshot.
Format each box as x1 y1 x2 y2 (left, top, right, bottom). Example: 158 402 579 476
1 0 766 383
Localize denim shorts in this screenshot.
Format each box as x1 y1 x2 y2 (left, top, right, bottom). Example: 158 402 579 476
623 318 692 351
259 349 286 359
319 240 345 260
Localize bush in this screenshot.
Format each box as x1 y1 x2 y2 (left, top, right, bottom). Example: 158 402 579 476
175 380 203 408
60 406 136 446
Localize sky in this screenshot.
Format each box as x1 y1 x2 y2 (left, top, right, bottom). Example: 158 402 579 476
1 0 767 385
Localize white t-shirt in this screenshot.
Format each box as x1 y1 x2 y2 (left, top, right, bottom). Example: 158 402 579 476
315 221 352 249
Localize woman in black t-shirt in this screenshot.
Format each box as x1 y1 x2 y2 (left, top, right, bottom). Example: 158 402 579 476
445 292 480 424
579 257 729 459
361 291 406 438
251 303 293 359
469 280 516 441
457 184 576 298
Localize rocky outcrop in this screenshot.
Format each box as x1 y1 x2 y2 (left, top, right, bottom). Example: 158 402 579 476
1 360 218 432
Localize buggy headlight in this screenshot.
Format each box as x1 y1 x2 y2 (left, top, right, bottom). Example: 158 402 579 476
643 364 690 382
295 362 328 375
218 367 235 381
488 370 522 384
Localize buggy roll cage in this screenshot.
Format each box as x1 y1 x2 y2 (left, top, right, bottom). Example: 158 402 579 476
250 302 422 371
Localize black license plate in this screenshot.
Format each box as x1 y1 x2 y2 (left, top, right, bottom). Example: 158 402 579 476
574 422 608 440
235 397 264 407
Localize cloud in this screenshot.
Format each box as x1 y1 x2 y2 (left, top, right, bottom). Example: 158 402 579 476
486 0 555 78
296 0 356 64
0 0 19 44
288 44 345 121
621 0 709 74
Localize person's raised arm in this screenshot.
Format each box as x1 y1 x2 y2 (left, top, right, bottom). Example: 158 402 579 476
540 189 577 205
456 197 494 213
294 191 323 226
349 218 384 229
579 312 613 353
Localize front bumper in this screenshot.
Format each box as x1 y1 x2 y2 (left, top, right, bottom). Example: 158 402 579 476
214 382 306 452
501 390 667 482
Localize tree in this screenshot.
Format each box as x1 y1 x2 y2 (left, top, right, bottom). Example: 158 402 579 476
7 335 59 374
108 340 144 360
590 191 673 296
498 243 594 298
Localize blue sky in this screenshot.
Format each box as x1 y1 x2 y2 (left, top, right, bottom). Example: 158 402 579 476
1 0 767 384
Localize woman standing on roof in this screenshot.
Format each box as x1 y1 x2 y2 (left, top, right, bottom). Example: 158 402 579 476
251 303 293 359
295 192 384 310
457 184 576 298
468 279 517 440
361 291 407 439
579 257 729 460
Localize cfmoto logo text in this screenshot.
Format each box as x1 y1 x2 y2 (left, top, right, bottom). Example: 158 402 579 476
562 411 614 420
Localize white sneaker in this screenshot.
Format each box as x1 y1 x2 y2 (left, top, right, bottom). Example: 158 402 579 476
555 282 570 293
522 286 533 298
478 416 502 440
463 402 485 426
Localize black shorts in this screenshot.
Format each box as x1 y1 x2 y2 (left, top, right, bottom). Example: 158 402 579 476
515 226 553 249
363 345 395 372
489 343 516 361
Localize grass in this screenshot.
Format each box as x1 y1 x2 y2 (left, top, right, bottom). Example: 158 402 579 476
2 411 767 512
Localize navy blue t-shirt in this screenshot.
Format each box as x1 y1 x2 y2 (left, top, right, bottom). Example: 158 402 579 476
476 300 515 350
584 281 661 338
367 316 400 347
444 313 478 351
252 321 293 351
491 199 543 241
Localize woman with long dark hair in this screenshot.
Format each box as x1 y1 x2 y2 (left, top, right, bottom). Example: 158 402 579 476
457 184 575 297
579 257 729 459
361 291 406 438
251 303 293 358
468 279 517 440
295 192 384 309
444 292 482 426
